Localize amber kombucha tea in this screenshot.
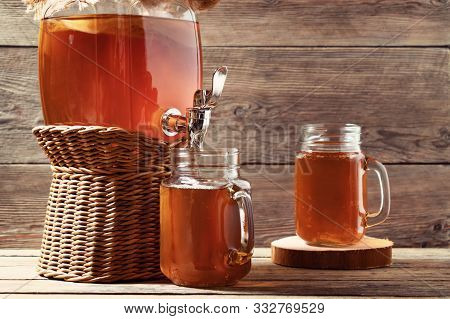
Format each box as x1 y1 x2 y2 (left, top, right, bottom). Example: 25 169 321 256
295 151 368 246
39 14 202 140
160 185 251 287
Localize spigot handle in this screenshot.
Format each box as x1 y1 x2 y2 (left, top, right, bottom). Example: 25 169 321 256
207 66 228 108
194 66 228 109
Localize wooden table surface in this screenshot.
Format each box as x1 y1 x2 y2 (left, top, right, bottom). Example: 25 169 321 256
1 248 448 298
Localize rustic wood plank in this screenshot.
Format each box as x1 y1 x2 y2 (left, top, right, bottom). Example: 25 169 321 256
0 276 448 297
0 258 38 280
1 248 448 259
0 249 271 258
0 164 448 248
206 47 450 164
2 254 448 281
0 165 49 249
0 249 447 296
0 0 449 46
0 250 39 257
0 1 38 47
0 47 448 164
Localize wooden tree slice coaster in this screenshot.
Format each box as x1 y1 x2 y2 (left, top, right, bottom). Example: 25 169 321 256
271 236 393 270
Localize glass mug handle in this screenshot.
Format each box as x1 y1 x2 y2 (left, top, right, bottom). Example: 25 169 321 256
228 190 255 266
365 157 391 227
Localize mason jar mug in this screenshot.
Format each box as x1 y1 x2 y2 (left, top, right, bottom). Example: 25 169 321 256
295 124 391 247
160 148 254 287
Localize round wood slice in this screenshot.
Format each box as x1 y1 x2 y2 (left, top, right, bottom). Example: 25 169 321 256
271 236 393 270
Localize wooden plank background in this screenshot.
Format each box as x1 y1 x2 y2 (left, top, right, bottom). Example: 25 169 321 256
1 0 449 46
1 164 448 248
0 0 448 248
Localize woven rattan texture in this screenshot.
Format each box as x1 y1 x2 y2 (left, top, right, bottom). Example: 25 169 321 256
33 126 175 282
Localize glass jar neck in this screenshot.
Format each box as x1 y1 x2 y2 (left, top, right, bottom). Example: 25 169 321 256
301 123 361 153
41 0 196 21
170 148 240 180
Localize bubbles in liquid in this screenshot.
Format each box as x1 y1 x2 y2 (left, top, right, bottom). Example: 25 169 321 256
166 180 231 190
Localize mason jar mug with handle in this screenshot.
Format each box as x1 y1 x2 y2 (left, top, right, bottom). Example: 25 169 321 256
295 124 391 247
160 148 254 287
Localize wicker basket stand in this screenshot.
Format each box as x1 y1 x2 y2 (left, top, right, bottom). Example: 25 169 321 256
33 125 175 283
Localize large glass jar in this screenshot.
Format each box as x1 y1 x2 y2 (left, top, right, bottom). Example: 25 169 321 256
38 0 202 140
160 148 254 287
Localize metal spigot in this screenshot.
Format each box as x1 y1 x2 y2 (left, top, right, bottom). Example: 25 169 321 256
161 66 228 149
